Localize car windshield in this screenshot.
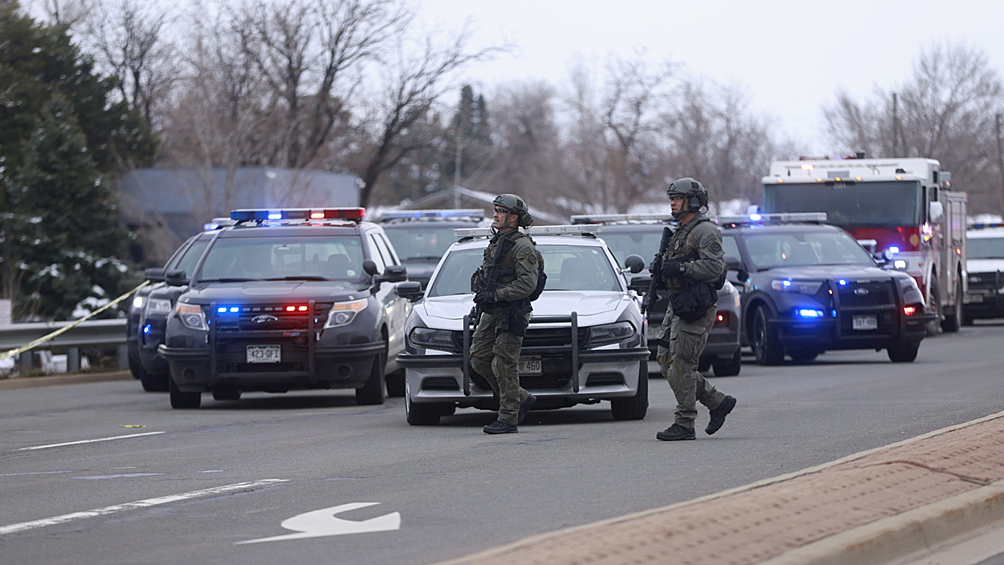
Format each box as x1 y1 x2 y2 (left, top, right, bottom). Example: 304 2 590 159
196 235 366 282
382 226 460 261
171 239 211 276
426 243 621 297
599 229 667 266
742 230 875 271
763 180 922 227
968 236 1004 259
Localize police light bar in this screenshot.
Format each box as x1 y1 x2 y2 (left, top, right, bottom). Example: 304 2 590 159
715 212 828 225
204 217 236 231
969 222 1004 229
570 213 675 224
453 225 602 238
379 209 484 220
230 208 366 221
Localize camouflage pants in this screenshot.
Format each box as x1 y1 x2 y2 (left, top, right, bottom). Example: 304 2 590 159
470 309 531 425
656 304 725 428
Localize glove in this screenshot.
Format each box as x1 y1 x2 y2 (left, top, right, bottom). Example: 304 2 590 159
473 289 496 305
661 259 686 278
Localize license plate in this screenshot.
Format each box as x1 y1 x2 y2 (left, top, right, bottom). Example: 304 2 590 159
852 315 877 331
518 356 542 375
969 294 983 303
247 345 281 363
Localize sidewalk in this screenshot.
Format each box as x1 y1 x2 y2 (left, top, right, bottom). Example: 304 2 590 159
440 411 1004 565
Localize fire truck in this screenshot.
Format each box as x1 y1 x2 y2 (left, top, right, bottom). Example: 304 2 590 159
761 156 968 333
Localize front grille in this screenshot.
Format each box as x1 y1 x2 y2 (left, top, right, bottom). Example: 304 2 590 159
836 280 895 308
450 325 589 350
968 272 1002 290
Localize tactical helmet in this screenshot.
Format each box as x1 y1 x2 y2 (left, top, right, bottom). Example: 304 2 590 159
492 193 534 228
666 177 708 216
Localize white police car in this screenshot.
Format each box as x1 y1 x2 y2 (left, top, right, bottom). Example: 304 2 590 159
158 208 410 408
964 223 1004 323
396 225 650 425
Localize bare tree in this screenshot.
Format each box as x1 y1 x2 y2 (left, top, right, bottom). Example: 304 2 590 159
33 0 91 27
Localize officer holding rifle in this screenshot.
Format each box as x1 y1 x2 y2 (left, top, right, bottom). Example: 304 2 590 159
469 194 543 434
653 178 737 441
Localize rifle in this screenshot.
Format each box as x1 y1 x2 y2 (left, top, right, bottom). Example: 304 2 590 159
642 225 674 315
470 234 516 327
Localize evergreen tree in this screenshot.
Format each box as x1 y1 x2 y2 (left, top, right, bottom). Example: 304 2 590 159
442 85 492 186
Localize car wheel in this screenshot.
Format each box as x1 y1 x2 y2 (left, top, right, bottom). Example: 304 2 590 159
385 368 405 398
752 306 784 366
405 380 441 425
140 369 169 393
712 348 742 377
212 386 241 401
356 354 386 405
927 277 942 335
169 377 201 409
611 361 649 421
887 342 920 363
128 344 143 380
940 279 962 333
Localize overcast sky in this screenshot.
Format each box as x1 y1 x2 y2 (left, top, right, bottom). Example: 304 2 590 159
417 0 1004 154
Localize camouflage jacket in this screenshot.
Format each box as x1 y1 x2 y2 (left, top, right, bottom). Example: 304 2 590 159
480 230 541 303
661 214 726 294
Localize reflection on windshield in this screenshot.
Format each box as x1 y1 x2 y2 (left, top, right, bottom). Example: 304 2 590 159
197 236 366 281
383 226 459 262
743 231 874 271
764 181 922 226
426 244 621 297
600 231 666 266
968 237 1004 259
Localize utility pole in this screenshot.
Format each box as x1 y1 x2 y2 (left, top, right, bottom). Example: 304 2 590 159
996 113 1004 217
453 124 462 208
892 93 900 156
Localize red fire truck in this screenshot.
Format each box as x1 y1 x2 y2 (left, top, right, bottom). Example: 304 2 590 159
761 156 968 332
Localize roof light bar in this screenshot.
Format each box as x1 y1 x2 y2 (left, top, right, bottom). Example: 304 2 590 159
453 225 602 238
230 208 366 221
715 212 828 225
570 213 676 224
379 209 484 220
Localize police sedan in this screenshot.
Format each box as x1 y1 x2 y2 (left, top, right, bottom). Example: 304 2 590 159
395 225 650 425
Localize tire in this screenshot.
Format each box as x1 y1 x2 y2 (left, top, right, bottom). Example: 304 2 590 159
712 348 742 377
385 368 405 398
212 386 241 401
405 379 441 425
128 344 143 380
887 342 920 363
788 348 819 363
940 279 963 333
752 306 784 366
927 277 942 336
140 369 169 393
169 377 201 409
611 361 649 421
355 354 386 405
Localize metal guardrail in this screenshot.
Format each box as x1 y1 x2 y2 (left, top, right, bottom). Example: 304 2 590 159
0 319 129 374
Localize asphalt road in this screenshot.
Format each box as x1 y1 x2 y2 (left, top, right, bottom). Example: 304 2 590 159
2 321 1003 565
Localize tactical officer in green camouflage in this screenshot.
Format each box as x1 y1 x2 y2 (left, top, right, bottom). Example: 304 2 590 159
654 178 737 441
470 194 543 434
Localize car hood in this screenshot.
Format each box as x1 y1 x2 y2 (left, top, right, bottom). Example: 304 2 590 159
759 265 895 281
415 291 631 330
183 281 368 303
967 259 1004 275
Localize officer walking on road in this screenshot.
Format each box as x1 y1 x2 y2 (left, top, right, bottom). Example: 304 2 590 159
470 194 543 434
655 178 737 441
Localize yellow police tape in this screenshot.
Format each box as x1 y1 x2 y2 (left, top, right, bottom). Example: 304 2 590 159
0 280 150 363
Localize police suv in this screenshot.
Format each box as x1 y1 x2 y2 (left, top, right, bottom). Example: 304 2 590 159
376 209 487 289
720 213 935 364
571 214 743 377
395 225 650 425
963 223 1004 323
158 208 410 408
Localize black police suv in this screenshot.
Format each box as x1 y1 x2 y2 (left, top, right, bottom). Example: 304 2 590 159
158 208 410 408
571 214 743 377
718 214 936 364
376 209 486 289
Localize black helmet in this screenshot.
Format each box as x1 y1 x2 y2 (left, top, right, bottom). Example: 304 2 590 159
492 193 534 228
666 177 708 217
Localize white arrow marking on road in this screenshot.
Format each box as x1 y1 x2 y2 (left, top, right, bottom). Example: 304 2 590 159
235 503 401 545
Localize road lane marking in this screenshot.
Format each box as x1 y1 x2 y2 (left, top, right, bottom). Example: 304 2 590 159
236 503 401 545
0 479 288 536
71 473 165 479
16 431 166 451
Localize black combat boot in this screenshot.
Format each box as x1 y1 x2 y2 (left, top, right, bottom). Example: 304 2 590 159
517 394 537 425
483 420 518 434
656 424 696 441
705 395 737 435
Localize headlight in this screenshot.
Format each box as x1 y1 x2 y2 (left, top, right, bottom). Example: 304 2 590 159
145 297 172 315
325 298 368 328
131 296 145 309
408 327 456 351
176 303 207 331
588 321 636 347
771 279 823 294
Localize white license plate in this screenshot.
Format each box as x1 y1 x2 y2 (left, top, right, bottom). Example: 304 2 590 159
247 345 281 363
852 315 878 331
969 294 984 303
518 356 542 375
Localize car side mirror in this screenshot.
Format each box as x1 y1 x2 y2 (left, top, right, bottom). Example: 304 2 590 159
628 274 652 294
362 259 379 276
725 256 748 282
623 254 645 274
380 264 407 283
144 267 166 283
165 269 189 286
395 280 423 301
929 201 944 223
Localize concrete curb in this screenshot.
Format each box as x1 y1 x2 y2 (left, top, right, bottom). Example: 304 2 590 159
0 371 133 390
